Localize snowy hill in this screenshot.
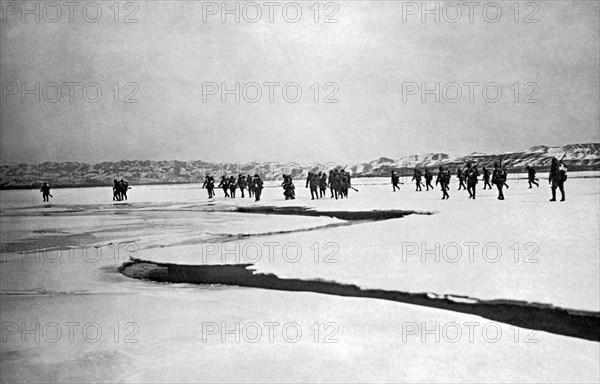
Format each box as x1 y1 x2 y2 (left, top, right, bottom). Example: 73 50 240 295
1 143 598 188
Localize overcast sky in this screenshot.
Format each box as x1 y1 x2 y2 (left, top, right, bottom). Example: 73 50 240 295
1 1 598 164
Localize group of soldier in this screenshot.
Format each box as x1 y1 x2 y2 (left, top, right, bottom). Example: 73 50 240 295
394 157 567 201
302 169 353 200
201 170 354 201
113 179 131 201
39 157 568 203
196 157 568 203
202 174 265 201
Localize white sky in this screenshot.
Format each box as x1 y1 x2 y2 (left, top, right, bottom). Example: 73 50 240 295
1 1 599 164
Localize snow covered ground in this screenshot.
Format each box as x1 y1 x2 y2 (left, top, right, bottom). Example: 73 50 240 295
1 172 599 382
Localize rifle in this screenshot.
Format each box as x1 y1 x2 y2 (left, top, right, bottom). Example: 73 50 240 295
349 186 359 192
559 153 567 164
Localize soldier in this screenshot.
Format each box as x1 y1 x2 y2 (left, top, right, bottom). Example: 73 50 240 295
328 170 336 198
482 167 492 190
40 182 52 202
253 174 264 202
526 166 539 188
218 176 230 197
228 176 237 198
237 174 247 198
424 169 434 191
305 172 319 200
340 170 350 198
282 174 295 200
436 166 450 200
492 163 507 200
113 179 121 201
465 163 479 199
318 172 327 198
202 174 215 198
391 171 400 192
549 157 567 201
457 167 466 190
120 179 130 201
329 170 340 199
247 174 253 198
411 168 422 191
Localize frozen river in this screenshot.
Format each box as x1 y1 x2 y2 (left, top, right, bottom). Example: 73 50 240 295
1 173 599 382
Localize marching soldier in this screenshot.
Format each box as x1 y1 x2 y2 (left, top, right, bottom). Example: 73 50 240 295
526 166 539 188
412 168 423 191
305 172 319 200
424 169 434 191
318 172 327 198
482 167 492 189
549 157 567 201
340 170 351 198
237 174 247 198
40 182 52 202
284 174 296 200
120 179 130 201
218 176 230 198
113 179 121 201
253 174 264 202
391 171 400 192
465 163 479 199
457 167 466 190
329 170 340 199
202 174 215 198
492 163 507 200
228 175 237 198
436 166 450 200
247 174 254 198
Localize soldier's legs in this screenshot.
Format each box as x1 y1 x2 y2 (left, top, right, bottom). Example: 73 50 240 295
550 184 557 201
559 182 565 201
255 189 261 201
240 188 245 198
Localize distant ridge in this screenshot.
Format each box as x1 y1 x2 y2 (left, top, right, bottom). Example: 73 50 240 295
1 143 599 189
